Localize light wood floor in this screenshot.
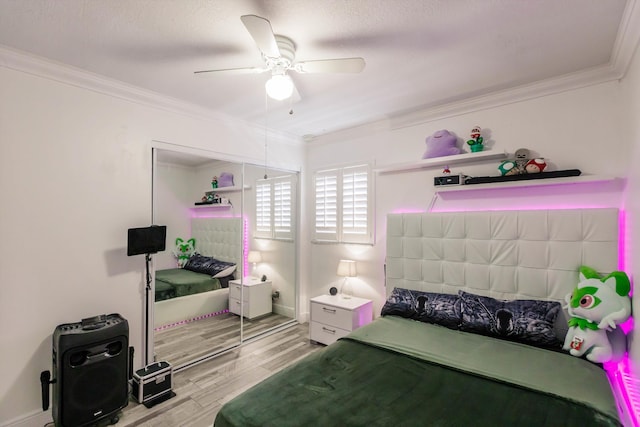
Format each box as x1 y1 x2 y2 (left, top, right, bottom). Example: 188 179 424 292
154 312 293 367
119 322 323 427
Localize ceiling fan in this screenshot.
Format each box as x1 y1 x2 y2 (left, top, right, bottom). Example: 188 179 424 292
194 15 366 101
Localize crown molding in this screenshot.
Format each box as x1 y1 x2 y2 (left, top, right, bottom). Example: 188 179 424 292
611 0 640 78
310 0 640 145
0 44 304 147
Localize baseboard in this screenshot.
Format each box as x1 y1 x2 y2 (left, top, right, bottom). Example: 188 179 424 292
2 410 51 427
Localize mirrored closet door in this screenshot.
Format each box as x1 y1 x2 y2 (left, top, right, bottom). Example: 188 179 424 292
151 146 298 370
239 163 299 342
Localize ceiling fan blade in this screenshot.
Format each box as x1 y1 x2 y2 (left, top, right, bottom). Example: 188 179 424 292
194 67 268 76
294 57 365 74
240 15 280 58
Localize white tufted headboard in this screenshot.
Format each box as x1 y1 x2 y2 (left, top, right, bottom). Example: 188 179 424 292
191 217 244 268
385 209 619 302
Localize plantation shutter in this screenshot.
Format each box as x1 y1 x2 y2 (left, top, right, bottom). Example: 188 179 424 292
255 181 272 238
255 175 295 240
314 169 339 241
273 176 294 240
341 165 370 243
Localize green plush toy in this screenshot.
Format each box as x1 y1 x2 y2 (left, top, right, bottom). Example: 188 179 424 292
562 266 631 363
173 237 196 268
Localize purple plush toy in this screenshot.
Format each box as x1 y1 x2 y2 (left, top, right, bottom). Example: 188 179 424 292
422 129 462 159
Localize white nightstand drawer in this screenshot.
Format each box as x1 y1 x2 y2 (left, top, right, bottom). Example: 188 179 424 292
310 321 350 345
229 297 242 316
311 302 354 330
229 283 244 301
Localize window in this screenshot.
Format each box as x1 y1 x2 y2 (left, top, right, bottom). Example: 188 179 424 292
313 164 373 244
254 175 296 240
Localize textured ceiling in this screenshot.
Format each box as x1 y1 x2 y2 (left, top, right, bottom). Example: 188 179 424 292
0 0 635 139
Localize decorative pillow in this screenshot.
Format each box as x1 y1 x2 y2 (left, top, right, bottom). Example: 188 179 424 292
381 287 461 329
458 291 562 347
184 253 237 278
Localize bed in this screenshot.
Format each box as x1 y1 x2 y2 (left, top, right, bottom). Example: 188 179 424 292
213 208 625 427
154 217 243 328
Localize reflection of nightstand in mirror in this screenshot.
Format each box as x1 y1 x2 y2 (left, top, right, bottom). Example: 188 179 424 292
310 295 373 345
229 278 272 319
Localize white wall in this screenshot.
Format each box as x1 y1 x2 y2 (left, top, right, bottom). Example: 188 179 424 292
0 61 303 424
306 79 629 320
620 39 640 371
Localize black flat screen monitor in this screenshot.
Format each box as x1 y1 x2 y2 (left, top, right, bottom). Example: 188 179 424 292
127 225 167 256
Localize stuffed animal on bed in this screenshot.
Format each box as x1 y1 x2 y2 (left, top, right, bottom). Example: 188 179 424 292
422 129 462 159
562 266 631 363
173 237 196 268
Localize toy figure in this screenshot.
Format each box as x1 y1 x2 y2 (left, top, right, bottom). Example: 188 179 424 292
525 158 547 173
497 160 518 176
513 148 530 174
442 166 451 175
466 126 484 152
173 237 196 268
422 129 462 159
211 176 218 189
498 148 547 176
562 266 631 363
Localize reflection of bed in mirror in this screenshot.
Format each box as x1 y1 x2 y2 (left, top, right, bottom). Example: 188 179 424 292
154 217 243 328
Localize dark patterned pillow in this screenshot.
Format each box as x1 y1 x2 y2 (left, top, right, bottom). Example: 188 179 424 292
458 291 562 348
381 287 461 329
184 253 236 278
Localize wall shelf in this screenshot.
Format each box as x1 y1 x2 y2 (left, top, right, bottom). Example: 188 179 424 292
434 175 619 193
204 184 251 194
191 203 232 209
375 150 508 174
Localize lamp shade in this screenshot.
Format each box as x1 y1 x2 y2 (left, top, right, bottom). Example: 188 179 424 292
265 74 294 100
247 250 262 264
337 260 357 277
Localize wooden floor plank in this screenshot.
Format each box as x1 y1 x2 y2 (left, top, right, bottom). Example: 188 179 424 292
118 322 323 427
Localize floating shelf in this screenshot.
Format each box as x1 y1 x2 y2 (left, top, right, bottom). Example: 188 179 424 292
375 150 508 174
204 185 251 194
191 203 232 209
434 175 620 193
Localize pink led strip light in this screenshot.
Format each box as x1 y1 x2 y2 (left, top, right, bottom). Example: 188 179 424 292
154 309 229 332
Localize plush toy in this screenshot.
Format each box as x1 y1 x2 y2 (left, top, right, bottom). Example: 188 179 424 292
466 126 484 152
498 148 548 176
422 130 462 159
525 158 547 173
562 266 632 363
497 160 518 176
218 172 234 187
173 237 196 268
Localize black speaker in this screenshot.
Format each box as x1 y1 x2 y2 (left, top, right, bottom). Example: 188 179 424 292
51 314 129 427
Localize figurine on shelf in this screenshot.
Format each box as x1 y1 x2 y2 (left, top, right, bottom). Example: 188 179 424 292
525 158 547 173
466 126 484 152
211 176 218 189
498 148 548 176
442 165 451 175
422 129 462 159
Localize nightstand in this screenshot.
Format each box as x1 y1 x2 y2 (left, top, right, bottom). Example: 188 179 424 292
229 278 273 319
309 295 373 345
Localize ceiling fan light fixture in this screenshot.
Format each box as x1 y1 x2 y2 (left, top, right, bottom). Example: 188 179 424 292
265 74 294 100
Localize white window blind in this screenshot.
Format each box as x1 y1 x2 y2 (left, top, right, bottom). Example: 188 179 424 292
314 170 339 241
313 164 372 244
255 175 295 240
255 182 272 238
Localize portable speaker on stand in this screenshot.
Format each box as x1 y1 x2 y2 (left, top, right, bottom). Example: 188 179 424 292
41 314 131 427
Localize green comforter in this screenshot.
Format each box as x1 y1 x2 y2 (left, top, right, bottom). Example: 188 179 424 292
214 316 620 427
155 268 221 300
